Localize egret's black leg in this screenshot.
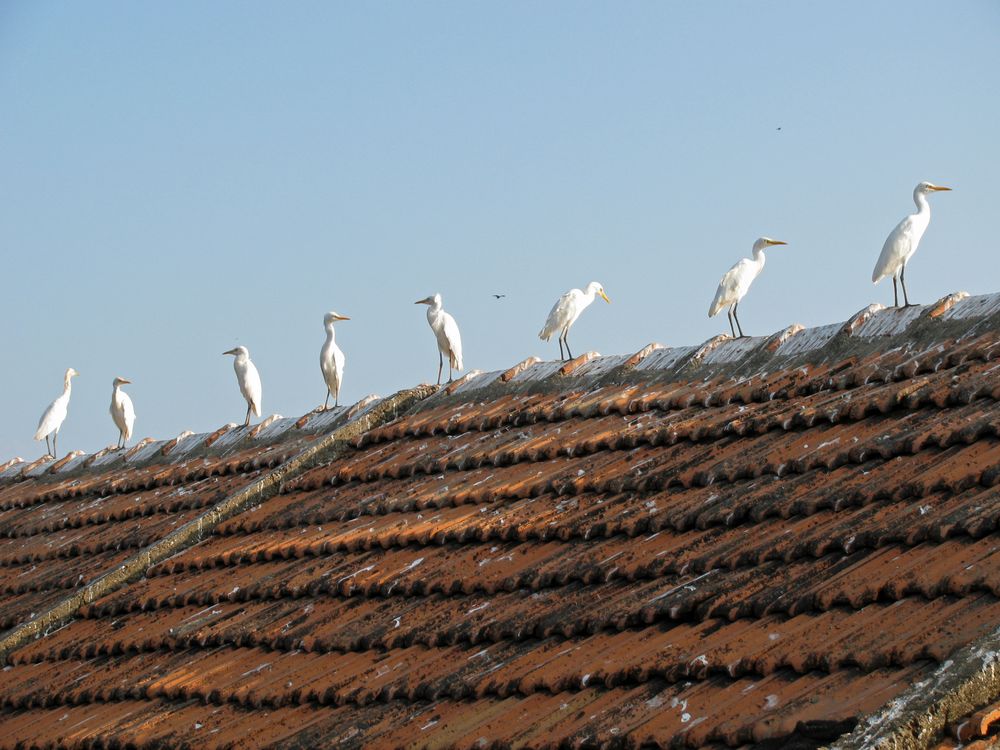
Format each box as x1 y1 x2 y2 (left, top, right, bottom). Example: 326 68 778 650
558 337 564 361
727 308 736 338
53 432 58 459
45 435 51 458
892 277 899 308
734 303 745 338
564 333 573 361
437 351 443 386
901 264 913 307
324 390 330 410
244 403 251 427
335 387 339 408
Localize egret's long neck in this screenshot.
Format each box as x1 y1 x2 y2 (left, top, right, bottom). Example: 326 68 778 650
913 189 930 217
752 247 767 267
325 324 337 344
63 376 73 395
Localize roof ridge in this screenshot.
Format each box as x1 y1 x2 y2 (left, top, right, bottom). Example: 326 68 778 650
3 290 999 478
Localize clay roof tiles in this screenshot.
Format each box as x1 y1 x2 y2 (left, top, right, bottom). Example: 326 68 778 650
1 293 1000 748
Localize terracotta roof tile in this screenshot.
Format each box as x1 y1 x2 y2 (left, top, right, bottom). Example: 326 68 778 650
4 299 1000 748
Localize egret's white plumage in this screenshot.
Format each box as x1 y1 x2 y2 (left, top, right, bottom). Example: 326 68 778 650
415 293 463 385
538 281 610 361
709 237 788 338
109 376 136 449
320 311 350 409
223 346 262 426
34 367 78 458
872 181 952 307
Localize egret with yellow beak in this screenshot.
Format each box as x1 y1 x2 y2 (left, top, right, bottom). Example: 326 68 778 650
34 367 78 458
872 182 952 307
109 376 136 449
415 293 463 385
320 311 350 409
223 346 262 426
538 281 611 360
709 237 788 338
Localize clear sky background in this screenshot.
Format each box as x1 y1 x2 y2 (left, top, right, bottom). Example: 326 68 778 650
1 1 998 461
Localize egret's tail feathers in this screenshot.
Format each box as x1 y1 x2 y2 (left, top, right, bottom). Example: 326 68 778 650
253 403 262 417
450 352 463 371
871 266 885 284
708 293 726 318
33 429 45 441
538 323 557 341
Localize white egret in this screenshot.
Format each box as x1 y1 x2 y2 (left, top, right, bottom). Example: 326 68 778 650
872 181 952 307
320 311 350 409
223 346 262 426
415 293 463 385
109 376 136 450
34 367 78 458
538 281 610 361
709 237 788 338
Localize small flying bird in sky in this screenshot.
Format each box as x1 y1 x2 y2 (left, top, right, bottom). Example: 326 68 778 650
709 237 788 338
223 346 262 426
415 293 463 385
872 181 952 307
538 281 611 361
109 376 135 450
320 311 350 409
34 367 78 458
492 294 506 299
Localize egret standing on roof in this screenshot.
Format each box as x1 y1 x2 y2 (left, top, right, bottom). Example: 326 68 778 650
538 281 610 361
34 367 78 458
415 293 463 385
320 311 350 409
223 346 262 426
872 182 952 307
709 237 788 338
109 376 136 450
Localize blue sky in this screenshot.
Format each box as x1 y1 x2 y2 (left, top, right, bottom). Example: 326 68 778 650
1 1 998 460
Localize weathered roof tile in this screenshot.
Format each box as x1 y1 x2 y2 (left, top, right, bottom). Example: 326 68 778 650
4 297 1000 748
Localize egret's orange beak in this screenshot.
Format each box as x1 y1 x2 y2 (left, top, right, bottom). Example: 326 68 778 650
768 240 788 246
337 315 351 321
600 290 611 304
930 185 952 192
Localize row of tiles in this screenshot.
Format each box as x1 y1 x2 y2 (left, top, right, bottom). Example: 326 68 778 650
65 533 1000 651
149 487 1000 601
366 350 1000 447
0 663 931 749
317 399 1000 491
13 593 997 696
